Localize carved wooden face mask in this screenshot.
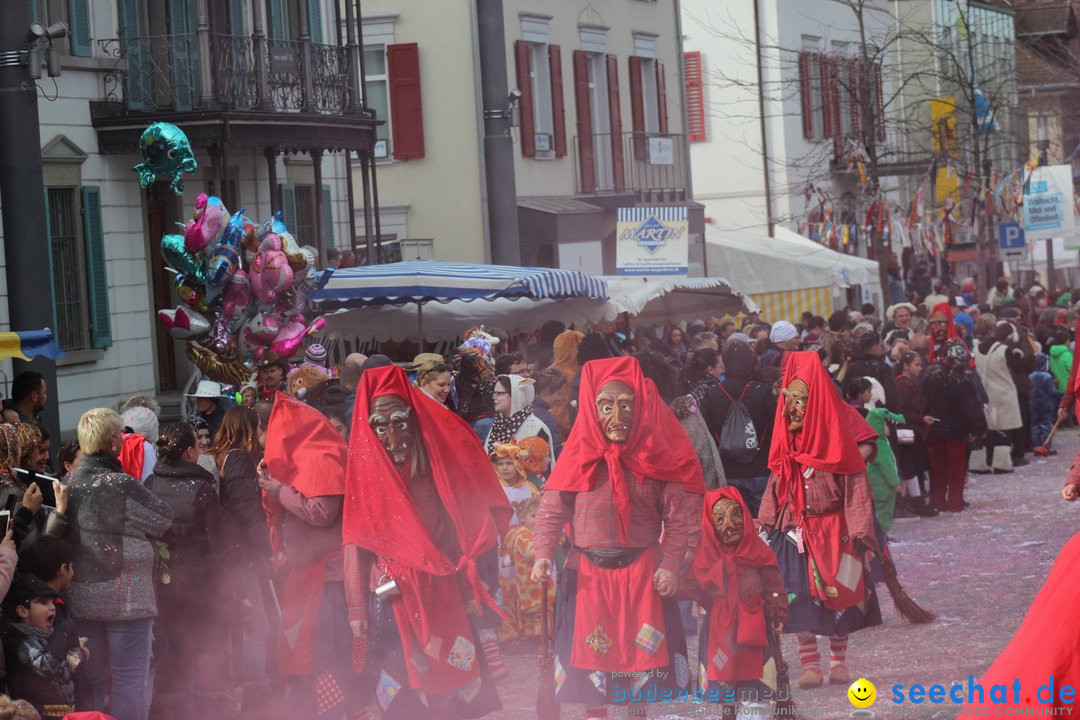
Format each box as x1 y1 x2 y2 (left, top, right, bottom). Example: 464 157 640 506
369 394 415 468
595 380 635 443
782 378 809 433
711 497 744 547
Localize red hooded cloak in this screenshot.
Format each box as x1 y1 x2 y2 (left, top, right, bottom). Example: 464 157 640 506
343 365 512 692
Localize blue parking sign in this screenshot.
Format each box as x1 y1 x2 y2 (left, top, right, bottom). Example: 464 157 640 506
998 221 1026 259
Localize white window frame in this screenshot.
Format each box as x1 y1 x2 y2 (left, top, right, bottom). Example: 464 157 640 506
362 16 396 161
522 15 555 158
634 33 659 134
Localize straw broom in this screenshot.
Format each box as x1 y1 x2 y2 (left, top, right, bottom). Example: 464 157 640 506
879 549 934 624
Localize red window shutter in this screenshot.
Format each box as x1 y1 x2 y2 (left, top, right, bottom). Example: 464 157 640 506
549 44 567 157
830 57 843 139
656 60 668 133
798 51 814 139
875 63 885 142
849 59 863 135
515 40 536 157
819 55 834 139
629 56 645 133
573 50 595 192
606 53 625 191
387 43 424 159
684 51 705 142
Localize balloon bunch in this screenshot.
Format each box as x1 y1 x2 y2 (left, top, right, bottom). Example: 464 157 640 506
158 193 327 385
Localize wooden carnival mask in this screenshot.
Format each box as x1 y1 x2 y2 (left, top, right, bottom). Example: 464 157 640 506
711 497 744 547
782 378 809 433
595 380 635 443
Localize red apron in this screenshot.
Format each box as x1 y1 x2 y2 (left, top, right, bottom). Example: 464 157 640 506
570 548 669 673
800 511 866 611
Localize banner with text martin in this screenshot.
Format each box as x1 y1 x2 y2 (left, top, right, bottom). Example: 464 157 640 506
616 207 688 276
1023 164 1075 242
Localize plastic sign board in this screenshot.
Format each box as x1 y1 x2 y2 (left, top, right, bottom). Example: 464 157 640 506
998 221 1026 260
616 207 688 276
1023 164 1075 241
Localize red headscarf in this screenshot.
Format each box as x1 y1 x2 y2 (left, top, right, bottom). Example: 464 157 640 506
262 392 348 555
691 487 777 682
263 392 347 498
545 356 705 542
343 365 512 598
928 302 959 363
768 352 876 515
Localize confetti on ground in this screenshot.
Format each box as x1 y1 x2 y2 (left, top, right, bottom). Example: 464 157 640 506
487 431 1080 719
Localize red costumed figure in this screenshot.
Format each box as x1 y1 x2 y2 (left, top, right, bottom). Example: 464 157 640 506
928 302 960 363
680 487 789 715
343 365 512 719
758 352 882 690
531 356 705 716
956 532 1080 718
258 392 357 717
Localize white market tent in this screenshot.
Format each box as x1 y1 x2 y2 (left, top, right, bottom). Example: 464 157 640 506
704 226 883 322
314 274 754 353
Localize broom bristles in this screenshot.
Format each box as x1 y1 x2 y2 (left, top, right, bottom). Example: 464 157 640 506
880 551 935 624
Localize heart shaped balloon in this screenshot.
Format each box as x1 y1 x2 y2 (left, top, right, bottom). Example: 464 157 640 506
158 305 210 339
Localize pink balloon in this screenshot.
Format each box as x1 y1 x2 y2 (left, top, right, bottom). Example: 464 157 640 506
250 249 294 304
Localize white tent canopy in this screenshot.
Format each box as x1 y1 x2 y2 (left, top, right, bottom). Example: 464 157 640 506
705 226 882 300
314 275 753 346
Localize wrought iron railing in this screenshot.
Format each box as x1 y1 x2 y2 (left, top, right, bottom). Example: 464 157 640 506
572 132 689 198
99 33 356 115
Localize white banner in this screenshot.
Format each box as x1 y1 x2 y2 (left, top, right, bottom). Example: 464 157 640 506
1023 164 1075 241
616 207 688 276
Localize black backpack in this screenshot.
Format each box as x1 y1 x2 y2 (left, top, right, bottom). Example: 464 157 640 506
715 382 760 463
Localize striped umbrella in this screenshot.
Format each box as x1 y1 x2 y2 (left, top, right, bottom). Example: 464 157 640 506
310 261 608 348
311 260 608 307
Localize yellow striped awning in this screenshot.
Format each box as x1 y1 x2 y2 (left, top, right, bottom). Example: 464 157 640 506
750 287 833 324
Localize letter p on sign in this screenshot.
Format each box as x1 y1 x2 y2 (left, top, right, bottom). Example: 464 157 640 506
999 222 1027 260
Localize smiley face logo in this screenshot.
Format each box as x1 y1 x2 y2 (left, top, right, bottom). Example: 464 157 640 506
848 678 877 709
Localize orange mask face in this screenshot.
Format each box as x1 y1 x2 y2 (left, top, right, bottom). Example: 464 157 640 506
595 380 635 443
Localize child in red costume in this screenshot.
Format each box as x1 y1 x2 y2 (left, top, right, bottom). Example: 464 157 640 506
758 352 882 690
680 487 788 715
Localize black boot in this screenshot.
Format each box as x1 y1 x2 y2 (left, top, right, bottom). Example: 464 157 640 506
911 496 939 517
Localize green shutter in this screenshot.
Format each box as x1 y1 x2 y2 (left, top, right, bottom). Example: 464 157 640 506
322 184 333 249
42 189 58 332
280 184 297 231
30 0 38 23
227 0 244 34
307 0 323 44
269 0 286 40
119 0 146 110
169 0 197 111
68 0 92 56
81 187 112 349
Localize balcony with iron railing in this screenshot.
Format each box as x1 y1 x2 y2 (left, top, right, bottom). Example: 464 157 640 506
572 132 689 201
96 32 364 117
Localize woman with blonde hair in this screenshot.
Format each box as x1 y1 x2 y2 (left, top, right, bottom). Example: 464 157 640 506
66 408 173 720
212 406 273 684
412 354 453 406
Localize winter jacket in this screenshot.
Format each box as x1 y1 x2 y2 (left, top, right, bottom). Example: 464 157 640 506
894 374 928 479
3 621 85 718
144 459 231 571
65 453 173 622
699 373 777 480
923 367 987 440
847 354 900 412
1029 354 1058 427
1050 344 1074 393
218 450 273 566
